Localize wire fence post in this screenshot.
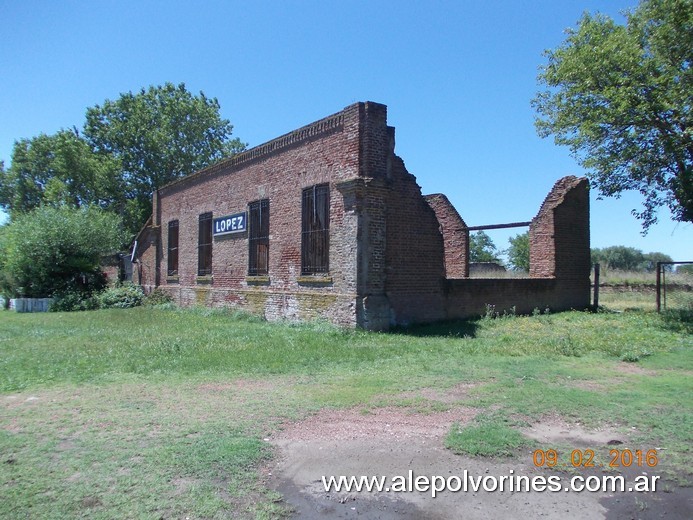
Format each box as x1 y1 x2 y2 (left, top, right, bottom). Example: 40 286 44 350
656 262 662 312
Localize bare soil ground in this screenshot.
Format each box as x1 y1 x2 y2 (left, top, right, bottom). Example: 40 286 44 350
265 388 693 520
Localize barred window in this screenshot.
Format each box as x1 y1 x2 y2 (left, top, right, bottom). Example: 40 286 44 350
198 212 213 276
167 220 179 276
248 199 270 275
301 184 330 275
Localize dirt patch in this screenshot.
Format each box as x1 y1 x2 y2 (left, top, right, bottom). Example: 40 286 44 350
268 406 691 519
521 415 627 446
397 382 479 404
613 363 658 376
2 394 41 410
171 477 198 496
80 495 101 509
197 379 279 393
564 379 606 392
275 405 477 442
2 417 22 434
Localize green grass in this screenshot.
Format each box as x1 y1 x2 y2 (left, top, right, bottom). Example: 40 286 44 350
591 269 692 312
1 306 685 391
0 306 691 518
446 414 532 457
597 289 657 311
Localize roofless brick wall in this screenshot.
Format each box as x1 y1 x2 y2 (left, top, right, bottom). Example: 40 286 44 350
530 176 590 280
444 175 591 318
425 194 469 278
133 102 591 329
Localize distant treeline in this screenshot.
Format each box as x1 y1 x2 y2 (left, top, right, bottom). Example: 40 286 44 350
590 246 681 272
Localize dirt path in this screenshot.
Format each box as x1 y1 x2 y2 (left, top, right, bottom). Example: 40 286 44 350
266 406 692 519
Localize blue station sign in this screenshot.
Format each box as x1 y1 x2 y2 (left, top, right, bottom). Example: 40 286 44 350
213 212 246 236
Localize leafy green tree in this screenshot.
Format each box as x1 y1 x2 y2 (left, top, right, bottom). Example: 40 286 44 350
506 232 530 271
642 251 674 271
0 223 11 307
469 231 501 263
0 206 126 298
534 0 693 230
590 248 606 268
0 130 123 218
84 83 246 231
0 160 5 210
591 246 645 271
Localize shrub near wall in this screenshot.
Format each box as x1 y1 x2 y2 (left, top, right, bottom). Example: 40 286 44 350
97 284 144 309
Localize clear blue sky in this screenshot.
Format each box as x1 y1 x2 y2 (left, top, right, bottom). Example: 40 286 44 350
1 0 691 260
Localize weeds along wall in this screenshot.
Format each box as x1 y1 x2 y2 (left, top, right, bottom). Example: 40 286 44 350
134 101 591 329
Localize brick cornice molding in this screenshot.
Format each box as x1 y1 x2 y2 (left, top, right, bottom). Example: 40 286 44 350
160 111 346 194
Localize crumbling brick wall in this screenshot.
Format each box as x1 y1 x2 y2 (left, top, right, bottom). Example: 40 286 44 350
443 175 591 318
383 156 447 324
424 194 469 278
530 176 590 278
529 175 591 308
133 101 590 329
134 222 159 294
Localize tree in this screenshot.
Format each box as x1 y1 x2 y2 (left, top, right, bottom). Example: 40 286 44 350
506 232 530 271
642 251 673 271
0 160 5 209
534 0 693 230
591 245 645 271
0 206 126 298
591 246 675 271
84 83 246 231
0 130 123 218
0 223 10 306
469 231 501 263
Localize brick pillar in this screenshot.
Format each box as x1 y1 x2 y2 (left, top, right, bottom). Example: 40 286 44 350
529 176 590 308
530 176 590 278
424 194 470 278
336 177 391 330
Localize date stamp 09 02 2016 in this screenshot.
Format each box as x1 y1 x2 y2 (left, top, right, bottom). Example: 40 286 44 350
532 448 658 469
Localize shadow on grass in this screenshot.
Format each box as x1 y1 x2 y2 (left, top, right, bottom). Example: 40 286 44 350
389 318 480 338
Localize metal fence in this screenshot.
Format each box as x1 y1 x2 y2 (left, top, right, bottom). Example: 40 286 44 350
656 262 693 312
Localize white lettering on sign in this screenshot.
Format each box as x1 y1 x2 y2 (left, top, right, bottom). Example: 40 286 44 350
213 212 246 236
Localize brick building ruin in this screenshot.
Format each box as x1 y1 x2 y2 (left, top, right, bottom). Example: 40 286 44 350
133 102 590 330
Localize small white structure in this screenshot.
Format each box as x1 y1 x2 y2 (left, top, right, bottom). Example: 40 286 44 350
10 298 53 312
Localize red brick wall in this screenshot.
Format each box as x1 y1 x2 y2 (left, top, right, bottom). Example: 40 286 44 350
424 194 469 278
135 225 159 294
383 156 447 324
529 176 591 309
134 101 590 329
149 104 369 326
446 278 557 318
443 175 591 319
100 255 121 285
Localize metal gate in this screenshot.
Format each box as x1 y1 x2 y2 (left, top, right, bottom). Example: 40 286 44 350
656 262 693 312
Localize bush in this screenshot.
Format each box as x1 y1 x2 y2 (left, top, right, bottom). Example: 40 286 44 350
97 284 144 309
49 269 108 312
50 290 99 312
0 206 125 298
143 288 174 307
